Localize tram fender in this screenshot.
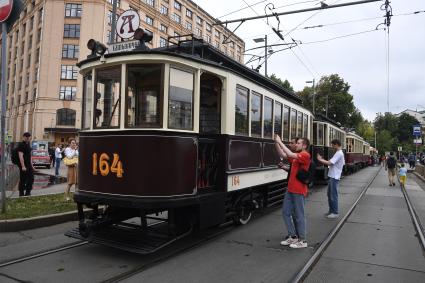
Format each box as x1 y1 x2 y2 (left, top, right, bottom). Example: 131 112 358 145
198 192 226 229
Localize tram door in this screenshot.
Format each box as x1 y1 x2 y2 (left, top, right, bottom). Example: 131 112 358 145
197 73 222 189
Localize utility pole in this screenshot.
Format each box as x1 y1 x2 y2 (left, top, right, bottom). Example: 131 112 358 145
326 93 328 118
110 0 118 44
306 79 315 114
264 35 267 77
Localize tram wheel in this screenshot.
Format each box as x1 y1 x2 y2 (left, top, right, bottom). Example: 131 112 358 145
232 198 258 225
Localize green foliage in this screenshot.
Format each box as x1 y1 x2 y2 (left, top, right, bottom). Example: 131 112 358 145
0 193 76 220
268 74 294 93
376 130 396 153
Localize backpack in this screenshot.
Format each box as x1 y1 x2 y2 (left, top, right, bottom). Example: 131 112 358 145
296 160 316 184
387 156 396 169
11 146 20 165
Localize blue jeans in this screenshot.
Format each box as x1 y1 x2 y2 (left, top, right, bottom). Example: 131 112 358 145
282 192 306 239
55 157 61 175
327 178 339 214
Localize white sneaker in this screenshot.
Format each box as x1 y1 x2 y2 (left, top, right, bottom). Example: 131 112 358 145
326 213 339 219
290 240 308 249
280 236 298 246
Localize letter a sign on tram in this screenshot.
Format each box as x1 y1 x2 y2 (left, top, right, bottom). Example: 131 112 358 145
0 0 13 22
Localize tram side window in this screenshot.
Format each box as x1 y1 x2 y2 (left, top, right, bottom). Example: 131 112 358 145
303 114 308 138
127 64 162 128
235 85 249 136
264 97 273 139
168 67 194 130
274 102 282 137
82 74 92 129
283 105 290 141
290 108 297 140
296 111 303 138
250 91 262 137
318 124 324 146
94 67 121 128
347 138 354 152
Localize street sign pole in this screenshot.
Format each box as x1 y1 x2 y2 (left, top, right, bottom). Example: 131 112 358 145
1 21 8 213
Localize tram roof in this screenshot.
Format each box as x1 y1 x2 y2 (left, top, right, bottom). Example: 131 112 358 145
78 40 303 105
314 114 342 128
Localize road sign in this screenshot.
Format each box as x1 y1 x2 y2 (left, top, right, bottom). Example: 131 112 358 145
0 0 13 22
413 125 421 136
414 138 422 144
397 146 402 152
116 9 140 39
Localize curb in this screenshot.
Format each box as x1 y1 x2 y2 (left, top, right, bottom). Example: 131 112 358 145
413 171 425 183
0 210 81 232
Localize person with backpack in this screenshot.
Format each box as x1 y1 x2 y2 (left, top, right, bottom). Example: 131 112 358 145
317 139 345 219
385 152 397 186
275 135 311 249
14 132 36 196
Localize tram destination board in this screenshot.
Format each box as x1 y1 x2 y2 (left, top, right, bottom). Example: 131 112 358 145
108 40 140 54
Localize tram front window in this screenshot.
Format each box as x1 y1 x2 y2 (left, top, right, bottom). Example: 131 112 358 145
95 67 121 128
127 64 162 128
168 67 194 130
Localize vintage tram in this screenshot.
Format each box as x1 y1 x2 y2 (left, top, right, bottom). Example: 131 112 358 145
345 132 370 173
312 115 346 183
66 35 314 253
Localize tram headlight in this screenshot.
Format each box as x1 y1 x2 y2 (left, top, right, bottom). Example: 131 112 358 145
134 28 153 50
87 39 107 58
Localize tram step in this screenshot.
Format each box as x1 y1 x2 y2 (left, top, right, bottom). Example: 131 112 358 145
65 222 192 254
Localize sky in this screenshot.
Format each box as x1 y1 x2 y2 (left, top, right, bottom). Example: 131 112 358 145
193 0 425 121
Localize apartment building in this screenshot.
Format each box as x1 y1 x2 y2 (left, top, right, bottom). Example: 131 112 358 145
3 0 245 144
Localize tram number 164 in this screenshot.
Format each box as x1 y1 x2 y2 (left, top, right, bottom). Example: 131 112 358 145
92 153 124 178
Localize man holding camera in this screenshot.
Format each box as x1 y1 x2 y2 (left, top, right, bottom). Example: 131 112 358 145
275 135 311 249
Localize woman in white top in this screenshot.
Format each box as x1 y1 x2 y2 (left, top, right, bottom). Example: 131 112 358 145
64 138 79 201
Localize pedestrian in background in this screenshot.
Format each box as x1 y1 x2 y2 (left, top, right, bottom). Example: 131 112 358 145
54 144 63 176
48 145 55 168
317 139 345 219
64 139 79 201
17 132 36 196
385 152 397 186
399 163 407 186
275 134 311 249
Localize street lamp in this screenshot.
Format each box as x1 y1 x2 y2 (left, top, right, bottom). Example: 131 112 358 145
253 35 268 76
306 79 315 114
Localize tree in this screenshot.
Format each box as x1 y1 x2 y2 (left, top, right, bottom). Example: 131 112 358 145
397 113 419 143
357 120 375 146
376 130 397 153
298 74 363 128
268 74 294 93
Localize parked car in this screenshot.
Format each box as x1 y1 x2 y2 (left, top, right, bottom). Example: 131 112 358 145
32 150 51 168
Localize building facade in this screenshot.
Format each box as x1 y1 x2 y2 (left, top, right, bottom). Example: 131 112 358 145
3 0 245 144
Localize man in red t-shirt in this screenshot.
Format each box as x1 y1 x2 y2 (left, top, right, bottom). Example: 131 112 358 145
275 134 311 249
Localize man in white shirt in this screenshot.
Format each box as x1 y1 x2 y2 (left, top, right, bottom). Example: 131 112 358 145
317 139 345 219
54 144 63 176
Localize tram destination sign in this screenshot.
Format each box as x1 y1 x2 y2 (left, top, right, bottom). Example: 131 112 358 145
108 40 140 54
116 9 140 39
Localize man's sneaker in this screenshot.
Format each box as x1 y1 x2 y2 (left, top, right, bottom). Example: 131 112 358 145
290 240 308 249
326 213 339 219
280 236 298 246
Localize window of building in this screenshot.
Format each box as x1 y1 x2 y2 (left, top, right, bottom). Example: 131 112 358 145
146 16 153 26
159 24 167 33
172 13 181 23
195 28 201 37
28 35 32 49
206 34 211 43
174 0 181 10
39 8 43 24
37 28 41 42
274 102 282 137
251 92 262 137
196 16 202 25
65 3 82 17
62 44 79 59
283 105 290 141
107 11 119 25
26 72 30 87
94 67 121 128
127 64 163 128
61 65 78 79
235 85 248 136
185 21 192 30
24 92 28 103
214 41 219 48
160 5 168 15
59 86 77 100
215 29 220 38
63 24 80 38
146 0 154 6
159 37 167 47
33 88 37 100
206 23 211 32
264 97 273 139
82 74 92 129
186 8 192 18
57 108 76 126
107 0 121 7
168 67 194 130
29 16 34 30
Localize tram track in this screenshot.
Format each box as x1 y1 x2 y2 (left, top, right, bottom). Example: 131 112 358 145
292 167 425 282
